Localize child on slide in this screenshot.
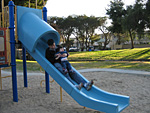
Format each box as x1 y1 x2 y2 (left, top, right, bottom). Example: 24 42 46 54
55 45 93 91
55 46 74 74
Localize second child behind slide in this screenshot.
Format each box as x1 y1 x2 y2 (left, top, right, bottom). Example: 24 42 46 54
55 46 74 74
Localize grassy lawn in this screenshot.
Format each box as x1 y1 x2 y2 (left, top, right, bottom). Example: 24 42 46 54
3 48 150 72
69 48 150 61
71 61 150 71
12 60 150 72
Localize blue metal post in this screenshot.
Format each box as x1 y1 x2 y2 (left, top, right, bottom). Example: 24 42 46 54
43 7 47 22
22 46 28 87
8 1 18 102
43 7 50 93
45 71 50 93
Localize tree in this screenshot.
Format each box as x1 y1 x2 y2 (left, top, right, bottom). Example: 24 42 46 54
48 15 107 51
73 15 87 51
98 17 111 50
48 16 64 42
85 16 100 50
72 15 85 50
90 34 100 46
122 0 146 49
133 0 146 39
145 0 150 29
106 0 126 45
122 5 135 49
62 16 76 51
81 16 100 51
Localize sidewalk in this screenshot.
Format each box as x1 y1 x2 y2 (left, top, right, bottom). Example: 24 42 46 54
1 68 150 76
78 68 150 76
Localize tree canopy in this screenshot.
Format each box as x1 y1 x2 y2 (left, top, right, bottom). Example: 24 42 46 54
48 15 106 51
106 0 149 49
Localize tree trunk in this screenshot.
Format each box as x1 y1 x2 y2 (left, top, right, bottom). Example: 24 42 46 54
76 37 79 50
85 38 87 51
102 33 108 50
103 38 107 50
66 36 70 51
81 39 84 51
129 30 134 49
117 34 121 45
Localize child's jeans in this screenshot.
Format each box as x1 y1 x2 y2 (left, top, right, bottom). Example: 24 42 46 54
54 62 87 85
61 61 72 72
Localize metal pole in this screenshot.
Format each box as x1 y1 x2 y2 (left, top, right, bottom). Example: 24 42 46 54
43 7 50 93
60 87 62 102
22 46 27 87
43 7 47 22
8 1 18 102
45 72 50 93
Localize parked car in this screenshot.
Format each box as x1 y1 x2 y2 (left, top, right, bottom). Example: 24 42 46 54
63 47 66 51
89 46 94 51
69 47 78 52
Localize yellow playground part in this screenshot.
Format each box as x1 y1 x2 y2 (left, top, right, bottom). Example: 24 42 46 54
40 66 63 102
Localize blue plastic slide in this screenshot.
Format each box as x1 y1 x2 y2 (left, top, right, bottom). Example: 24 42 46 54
17 6 129 113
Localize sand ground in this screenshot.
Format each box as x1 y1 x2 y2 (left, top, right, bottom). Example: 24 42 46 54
0 70 150 113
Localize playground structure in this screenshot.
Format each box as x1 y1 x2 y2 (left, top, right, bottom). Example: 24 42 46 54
0 1 11 90
0 0 130 113
0 0 47 99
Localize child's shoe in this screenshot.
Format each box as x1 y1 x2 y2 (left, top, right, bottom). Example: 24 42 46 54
75 83 83 90
69 69 75 75
84 80 94 91
63 69 68 74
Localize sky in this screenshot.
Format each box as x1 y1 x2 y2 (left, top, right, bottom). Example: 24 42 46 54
45 0 136 17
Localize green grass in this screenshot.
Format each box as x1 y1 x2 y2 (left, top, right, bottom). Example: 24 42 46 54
69 48 150 61
15 59 41 72
3 48 150 72
12 60 150 72
70 61 150 71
